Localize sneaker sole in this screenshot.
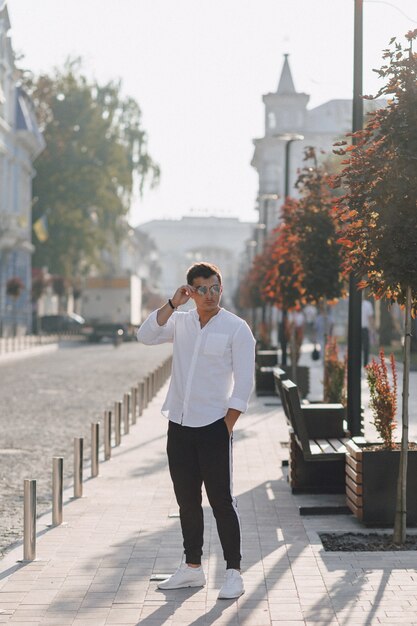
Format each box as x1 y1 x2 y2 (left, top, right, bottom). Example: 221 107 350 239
218 589 245 599
157 582 205 590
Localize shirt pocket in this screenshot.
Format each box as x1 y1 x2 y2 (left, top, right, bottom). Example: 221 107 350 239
203 332 229 356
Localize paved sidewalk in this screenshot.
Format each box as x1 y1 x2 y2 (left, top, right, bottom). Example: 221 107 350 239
1 379 417 625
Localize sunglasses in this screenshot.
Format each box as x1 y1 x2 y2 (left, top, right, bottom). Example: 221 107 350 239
194 284 221 296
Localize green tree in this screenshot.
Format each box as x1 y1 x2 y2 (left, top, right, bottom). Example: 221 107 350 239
24 60 160 278
334 31 417 545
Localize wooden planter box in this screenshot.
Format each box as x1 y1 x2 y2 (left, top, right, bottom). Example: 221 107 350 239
346 439 417 526
255 350 279 396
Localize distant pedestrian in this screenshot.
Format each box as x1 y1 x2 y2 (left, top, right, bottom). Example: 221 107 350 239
362 298 375 366
314 302 334 360
137 262 255 599
303 304 317 342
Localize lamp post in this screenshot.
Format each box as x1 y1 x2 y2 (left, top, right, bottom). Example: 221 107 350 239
257 194 279 346
246 239 258 331
347 0 364 436
273 133 304 366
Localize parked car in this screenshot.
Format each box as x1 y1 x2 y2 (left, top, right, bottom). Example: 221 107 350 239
84 322 132 344
39 313 86 334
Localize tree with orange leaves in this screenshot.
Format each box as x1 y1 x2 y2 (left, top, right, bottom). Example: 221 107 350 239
262 198 305 310
333 31 417 545
264 149 344 309
260 149 344 375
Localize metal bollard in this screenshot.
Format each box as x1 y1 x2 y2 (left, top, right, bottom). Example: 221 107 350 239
91 423 99 477
114 401 122 446
144 375 149 404
52 457 63 526
23 479 36 561
144 377 149 409
104 410 112 460
149 372 154 400
131 387 137 425
138 381 144 416
123 393 130 435
142 377 148 409
144 375 149 403
74 437 83 498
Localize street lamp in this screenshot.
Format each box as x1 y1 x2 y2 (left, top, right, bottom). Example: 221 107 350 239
258 193 279 248
275 133 305 198
347 0 364 436
273 133 304 366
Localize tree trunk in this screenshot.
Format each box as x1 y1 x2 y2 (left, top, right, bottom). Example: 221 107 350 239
393 285 412 545
411 317 417 353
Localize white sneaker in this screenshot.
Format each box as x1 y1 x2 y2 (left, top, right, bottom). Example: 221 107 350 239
157 562 206 590
218 569 245 599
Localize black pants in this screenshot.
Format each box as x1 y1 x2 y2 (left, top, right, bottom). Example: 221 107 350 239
167 418 241 570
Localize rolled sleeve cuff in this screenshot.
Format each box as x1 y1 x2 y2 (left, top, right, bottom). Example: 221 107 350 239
228 396 249 413
136 309 170 343
148 310 167 329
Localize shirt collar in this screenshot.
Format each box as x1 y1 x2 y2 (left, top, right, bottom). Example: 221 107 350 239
191 307 224 325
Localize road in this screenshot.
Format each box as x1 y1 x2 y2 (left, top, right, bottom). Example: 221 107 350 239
0 340 172 555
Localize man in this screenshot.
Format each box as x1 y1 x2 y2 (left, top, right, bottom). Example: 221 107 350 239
362 297 375 366
137 262 255 599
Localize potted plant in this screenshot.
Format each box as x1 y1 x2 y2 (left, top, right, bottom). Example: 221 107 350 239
345 350 417 525
6 276 24 299
323 336 346 404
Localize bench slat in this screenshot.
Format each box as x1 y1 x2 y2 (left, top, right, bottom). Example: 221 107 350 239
315 439 337 454
309 441 323 455
328 438 348 453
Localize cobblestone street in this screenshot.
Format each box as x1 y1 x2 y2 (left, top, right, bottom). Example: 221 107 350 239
0 340 172 555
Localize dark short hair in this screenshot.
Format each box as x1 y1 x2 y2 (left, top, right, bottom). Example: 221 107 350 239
186 262 222 286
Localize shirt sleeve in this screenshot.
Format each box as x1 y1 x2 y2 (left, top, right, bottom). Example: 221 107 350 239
136 310 175 345
228 322 256 413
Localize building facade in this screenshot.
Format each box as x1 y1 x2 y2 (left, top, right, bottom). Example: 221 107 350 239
136 216 253 312
0 1 45 335
251 54 383 235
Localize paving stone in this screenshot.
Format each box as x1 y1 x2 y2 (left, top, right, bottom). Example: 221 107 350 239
0 349 416 624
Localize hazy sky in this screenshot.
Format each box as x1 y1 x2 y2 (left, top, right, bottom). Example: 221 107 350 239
7 0 417 226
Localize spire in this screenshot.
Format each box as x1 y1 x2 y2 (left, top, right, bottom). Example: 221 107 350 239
277 54 296 95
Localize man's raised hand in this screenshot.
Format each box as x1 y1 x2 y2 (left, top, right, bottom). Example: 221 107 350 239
171 285 195 308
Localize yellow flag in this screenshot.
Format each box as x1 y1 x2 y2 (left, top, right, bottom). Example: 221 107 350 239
33 215 48 242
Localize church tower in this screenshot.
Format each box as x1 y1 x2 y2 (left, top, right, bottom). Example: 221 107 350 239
251 55 309 234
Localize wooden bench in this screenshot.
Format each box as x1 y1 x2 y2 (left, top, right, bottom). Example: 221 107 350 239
281 379 351 493
274 368 347 438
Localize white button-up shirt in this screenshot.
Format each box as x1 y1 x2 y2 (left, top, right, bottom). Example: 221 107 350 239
137 308 255 427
